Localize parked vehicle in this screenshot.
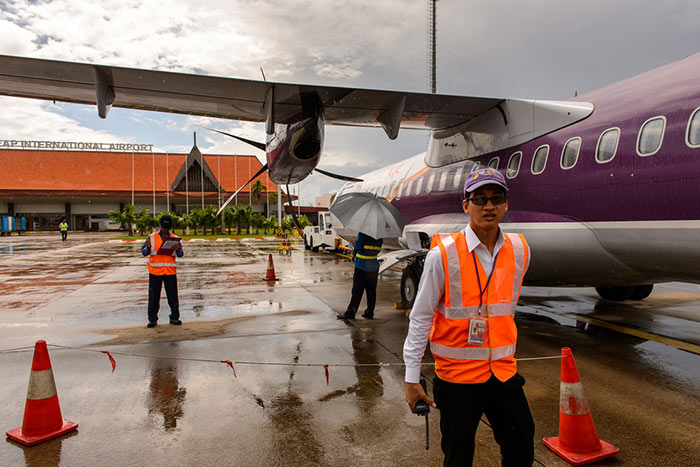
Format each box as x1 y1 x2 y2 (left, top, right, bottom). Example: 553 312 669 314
303 211 348 252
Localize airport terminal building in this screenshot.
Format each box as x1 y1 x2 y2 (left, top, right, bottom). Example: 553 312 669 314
0 139 278 231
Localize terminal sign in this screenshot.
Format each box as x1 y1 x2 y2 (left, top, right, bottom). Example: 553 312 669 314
0 139 154 152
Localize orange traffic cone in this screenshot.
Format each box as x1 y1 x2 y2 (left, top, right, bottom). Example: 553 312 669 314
263 253 278 281
6 340 78 446
543 347 619 465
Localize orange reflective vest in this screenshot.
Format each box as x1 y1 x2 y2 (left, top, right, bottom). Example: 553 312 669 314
147 232 177 276
429 231 529 383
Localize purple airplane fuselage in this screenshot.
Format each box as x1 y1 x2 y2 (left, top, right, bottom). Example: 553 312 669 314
337 53 700 290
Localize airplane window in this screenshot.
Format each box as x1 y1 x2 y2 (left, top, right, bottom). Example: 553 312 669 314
531 145 549 175
637 116 666 156
470 162 481 173
406 179 414 197
439 171 449 191
396 181 404 199
452 168 464 190
561 137 581 170
596 128 620 163
414 176 424 195
426 173 436 193
687 107 700 147
506 152 522 179
488 157 499 169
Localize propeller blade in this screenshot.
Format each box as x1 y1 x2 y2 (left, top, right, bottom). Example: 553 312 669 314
216 163 268 216
314 167 363 182
197 125 266 152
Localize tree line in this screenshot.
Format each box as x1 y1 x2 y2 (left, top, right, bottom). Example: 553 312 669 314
108 204 311 237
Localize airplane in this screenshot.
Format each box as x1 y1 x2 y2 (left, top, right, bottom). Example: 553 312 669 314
0 53 698 305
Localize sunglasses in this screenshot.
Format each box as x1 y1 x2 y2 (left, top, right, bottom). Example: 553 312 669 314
466 195 508 206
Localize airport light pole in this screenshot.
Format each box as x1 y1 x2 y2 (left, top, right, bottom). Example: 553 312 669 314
131 151 134 206
152 149 156 216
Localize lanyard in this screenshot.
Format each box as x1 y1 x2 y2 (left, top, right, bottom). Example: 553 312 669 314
472 249 499 308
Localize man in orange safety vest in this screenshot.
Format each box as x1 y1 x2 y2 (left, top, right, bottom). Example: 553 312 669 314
403 168 534 466
141 215 183 328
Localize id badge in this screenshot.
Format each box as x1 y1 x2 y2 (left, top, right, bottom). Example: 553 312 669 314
468 318 487 345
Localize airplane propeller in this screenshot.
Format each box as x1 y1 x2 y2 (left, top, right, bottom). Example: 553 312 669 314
200 126 363 215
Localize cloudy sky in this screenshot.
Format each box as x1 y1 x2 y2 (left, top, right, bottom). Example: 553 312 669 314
2 0 700 204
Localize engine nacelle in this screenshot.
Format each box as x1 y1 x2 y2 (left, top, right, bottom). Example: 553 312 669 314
265 108 324 185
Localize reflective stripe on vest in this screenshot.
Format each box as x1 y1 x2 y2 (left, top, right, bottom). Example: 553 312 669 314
429 231 528 383
430 342 517 361
364 245 381 250
355 253 378 260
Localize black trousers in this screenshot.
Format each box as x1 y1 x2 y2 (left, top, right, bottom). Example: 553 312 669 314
61 231 67 241
344 268 378 317
433 373 535 467
147 273 180 323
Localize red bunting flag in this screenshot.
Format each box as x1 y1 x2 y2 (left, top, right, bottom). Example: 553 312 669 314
221 360 237 378
324 364 329 385
101 350 116 373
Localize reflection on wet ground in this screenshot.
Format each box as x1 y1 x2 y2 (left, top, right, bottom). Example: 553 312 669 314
148 354 186 431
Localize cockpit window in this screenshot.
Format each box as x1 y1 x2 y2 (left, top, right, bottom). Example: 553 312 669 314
488 157 499 169
596 128 620 163
405 179 414 197
531 145 549 175
637 116 665 156
561 137 581 170
687 107 700 147
506 152 522 179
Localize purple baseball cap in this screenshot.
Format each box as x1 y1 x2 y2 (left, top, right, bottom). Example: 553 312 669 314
463 168 508 195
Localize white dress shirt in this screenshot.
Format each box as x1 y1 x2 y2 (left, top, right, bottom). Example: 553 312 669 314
402 225 519 383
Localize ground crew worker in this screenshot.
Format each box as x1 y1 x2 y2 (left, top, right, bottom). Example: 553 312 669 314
403 168 534 466
141 215 183 328
339 232 383 319
59 219 68 241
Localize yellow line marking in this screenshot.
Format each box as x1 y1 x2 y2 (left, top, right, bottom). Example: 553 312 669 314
563 313 700 355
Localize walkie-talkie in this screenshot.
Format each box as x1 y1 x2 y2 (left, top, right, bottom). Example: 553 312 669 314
413 379 430 450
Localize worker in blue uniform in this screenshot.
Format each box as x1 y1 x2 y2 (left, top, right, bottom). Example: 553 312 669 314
339 232 383 319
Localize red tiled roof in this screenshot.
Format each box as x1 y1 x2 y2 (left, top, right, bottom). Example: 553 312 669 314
0 149 277 194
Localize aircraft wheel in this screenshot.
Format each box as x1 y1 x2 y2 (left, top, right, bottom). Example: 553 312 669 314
401 263 422 310
304 237 310 250
595 285 634 301
629 284 654 300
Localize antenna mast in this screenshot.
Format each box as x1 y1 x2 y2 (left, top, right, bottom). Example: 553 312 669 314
427 0 439 93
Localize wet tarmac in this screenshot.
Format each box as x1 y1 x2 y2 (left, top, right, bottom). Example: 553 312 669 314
1 233 699 466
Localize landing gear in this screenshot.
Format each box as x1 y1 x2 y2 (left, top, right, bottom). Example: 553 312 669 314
401 259 424 309
629 284 654 300
595 284 654 301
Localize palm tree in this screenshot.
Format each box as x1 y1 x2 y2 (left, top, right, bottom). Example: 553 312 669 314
251 180 266 204
134 209 156 235
189 208 205 235
200 205 219 235
224 206 237 235
108 204 136 235
250 213 266 234
180 213 194 236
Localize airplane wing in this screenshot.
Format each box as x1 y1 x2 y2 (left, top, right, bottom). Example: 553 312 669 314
0 55 594 164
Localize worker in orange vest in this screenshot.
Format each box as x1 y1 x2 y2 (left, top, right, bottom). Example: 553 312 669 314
141 215 183 328
403 168 534 466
